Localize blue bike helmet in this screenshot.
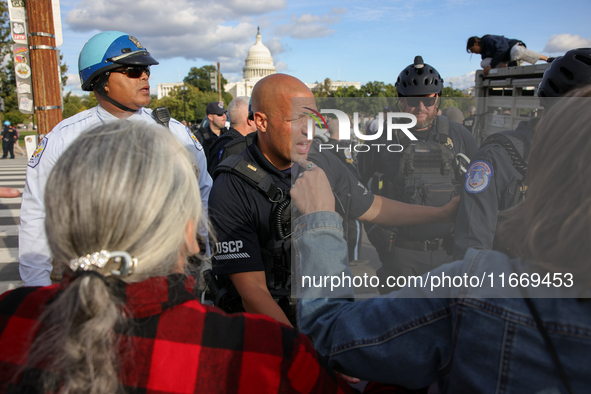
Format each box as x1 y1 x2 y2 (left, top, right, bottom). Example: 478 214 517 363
78 31 159 92
3 121 10 126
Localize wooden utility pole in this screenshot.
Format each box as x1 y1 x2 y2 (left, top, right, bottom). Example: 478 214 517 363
25 0 62 135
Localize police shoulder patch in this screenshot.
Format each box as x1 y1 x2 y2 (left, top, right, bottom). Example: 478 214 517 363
344 147 352 160
465 160 494 194
189 131 203 151
27 136 48 168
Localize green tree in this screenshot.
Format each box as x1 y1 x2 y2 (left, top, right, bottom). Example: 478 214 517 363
184 65 228 93
148 84 230 124
360 81 385 97
441 87 465 97
59 53 68 87
440 87 475 115
62 91 86 118
312 78 333 97
82 92 98 110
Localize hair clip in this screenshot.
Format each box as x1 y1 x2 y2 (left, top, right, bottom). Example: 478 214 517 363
69 250 137 277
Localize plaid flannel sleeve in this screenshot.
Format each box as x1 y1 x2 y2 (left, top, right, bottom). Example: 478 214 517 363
121 300 353 393
0 284 353 393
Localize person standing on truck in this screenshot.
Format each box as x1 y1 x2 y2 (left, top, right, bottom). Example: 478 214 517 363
453 48 591 260
467 35 552 76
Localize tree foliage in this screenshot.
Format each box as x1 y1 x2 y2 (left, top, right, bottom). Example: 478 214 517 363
62 91 97 118
313 79 397 99
440 87 475 115
148 84 231 124
184 65 229 93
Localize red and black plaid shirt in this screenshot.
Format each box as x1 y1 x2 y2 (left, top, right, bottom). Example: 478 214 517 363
0 274 352 393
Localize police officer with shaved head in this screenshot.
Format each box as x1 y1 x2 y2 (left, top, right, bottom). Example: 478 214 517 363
18 31 212 287
208 73 461 326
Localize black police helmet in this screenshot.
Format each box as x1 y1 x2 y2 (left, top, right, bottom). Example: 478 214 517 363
395 56 443 96
538 48 591 108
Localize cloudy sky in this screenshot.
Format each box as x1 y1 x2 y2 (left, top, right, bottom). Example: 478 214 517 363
53 0 591 95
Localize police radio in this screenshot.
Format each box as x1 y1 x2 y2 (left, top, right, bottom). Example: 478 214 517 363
152 106 171 129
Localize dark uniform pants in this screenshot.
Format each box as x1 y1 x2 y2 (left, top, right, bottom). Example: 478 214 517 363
2 140 15 158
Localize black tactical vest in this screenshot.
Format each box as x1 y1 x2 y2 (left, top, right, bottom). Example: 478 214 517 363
376 116 463 241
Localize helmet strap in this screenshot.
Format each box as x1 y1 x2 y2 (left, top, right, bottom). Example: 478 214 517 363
94 72 138 113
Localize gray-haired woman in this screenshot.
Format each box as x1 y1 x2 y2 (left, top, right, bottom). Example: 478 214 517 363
0 120 350 393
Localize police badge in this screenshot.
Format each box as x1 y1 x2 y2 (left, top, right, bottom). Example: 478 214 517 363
129 36 143 49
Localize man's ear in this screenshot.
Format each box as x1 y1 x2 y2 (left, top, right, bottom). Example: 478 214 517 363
185 220 200 255
254 112 267 133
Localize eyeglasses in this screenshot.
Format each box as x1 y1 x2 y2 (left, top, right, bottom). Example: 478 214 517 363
402 96 438 108
110 66 150 78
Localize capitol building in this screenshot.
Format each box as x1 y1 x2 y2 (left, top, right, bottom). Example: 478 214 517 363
225 27 277 98
158 28 360 100
226 28 360 98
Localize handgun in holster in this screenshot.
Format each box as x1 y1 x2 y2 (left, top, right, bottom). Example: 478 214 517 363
203 269 245 313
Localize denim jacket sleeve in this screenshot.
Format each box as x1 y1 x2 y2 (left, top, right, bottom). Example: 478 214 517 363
295 212 454 388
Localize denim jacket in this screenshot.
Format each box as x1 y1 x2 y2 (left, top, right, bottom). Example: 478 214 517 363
295 212 591 393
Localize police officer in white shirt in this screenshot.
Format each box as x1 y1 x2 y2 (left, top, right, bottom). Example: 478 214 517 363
19 31 212 286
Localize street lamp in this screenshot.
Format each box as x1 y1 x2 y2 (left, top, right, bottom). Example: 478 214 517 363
181 85 187 122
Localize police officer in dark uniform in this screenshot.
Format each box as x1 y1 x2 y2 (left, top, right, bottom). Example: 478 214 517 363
463 106 477 134
1 121 17 159
209 73 460 326
207 96 257 174
194 101 228 157
453 48 591 259
367 56 478 287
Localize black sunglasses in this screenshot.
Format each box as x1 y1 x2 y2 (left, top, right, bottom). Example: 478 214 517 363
110 66 150 78
403 96 438 108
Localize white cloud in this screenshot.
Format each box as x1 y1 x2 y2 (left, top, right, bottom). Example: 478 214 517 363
351 4 416 22
65 0 286 62
275 60 288 72
225 0 286 15
543 34 591 54
445 71 476 90
274 11 342 40
64 73 80 87
264 37 286 56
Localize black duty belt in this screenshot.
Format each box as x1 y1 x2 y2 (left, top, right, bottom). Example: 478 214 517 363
394 238 444 251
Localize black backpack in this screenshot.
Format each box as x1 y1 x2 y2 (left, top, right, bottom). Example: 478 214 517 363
218 133 256 162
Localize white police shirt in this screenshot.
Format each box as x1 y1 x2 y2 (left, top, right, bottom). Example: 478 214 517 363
18 105 212 286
